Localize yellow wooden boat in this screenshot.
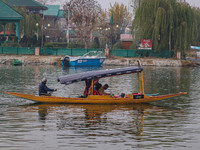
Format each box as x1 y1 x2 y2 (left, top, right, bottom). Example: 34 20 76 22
5 91 186 104
5 62 187 104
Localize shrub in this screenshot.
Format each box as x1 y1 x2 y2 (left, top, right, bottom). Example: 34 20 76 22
67 43 84 48
90 42 99 48
129 42 138 49
112 42 122 49
44 42 68 48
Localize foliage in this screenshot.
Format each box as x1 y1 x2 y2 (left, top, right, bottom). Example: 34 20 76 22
20 35 41 47
98 2 132 48
133 0 198 56
67 43 84 48
90 43 99 49
63 0 101 48
131 0 140 16
1 42 20 47
44 42 68 48
192 8 200 46
129 42 138 49
112 41 122 49
109 2 131 28
90 37 100 48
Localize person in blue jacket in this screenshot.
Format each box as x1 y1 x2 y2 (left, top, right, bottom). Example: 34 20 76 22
39 78 57 96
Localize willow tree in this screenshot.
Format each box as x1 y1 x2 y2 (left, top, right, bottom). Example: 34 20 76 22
134 0 197 56
190 7 200 46
131 0 141 16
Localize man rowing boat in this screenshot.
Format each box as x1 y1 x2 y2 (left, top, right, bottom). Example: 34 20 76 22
39 78 57 96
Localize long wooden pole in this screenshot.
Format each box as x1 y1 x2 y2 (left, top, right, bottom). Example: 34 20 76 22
141 71 145 94
91 79 94 95
137 72 142 93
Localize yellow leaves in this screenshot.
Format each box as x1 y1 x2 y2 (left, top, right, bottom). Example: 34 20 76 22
108 2 131 27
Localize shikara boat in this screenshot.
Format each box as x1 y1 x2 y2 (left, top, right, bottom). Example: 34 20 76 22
5 62 187 104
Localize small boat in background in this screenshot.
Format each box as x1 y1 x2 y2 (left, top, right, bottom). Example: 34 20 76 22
12 59 22 66
61 51 106 67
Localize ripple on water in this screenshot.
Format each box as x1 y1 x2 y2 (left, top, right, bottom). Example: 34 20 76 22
0 65 200 150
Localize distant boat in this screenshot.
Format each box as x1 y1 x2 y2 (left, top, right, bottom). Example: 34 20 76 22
61 51 106 67
12 60 22 66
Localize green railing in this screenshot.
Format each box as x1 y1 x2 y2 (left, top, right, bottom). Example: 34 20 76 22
110 49 174 58
0 46 174 58
0 47 35 55
39 48 104 56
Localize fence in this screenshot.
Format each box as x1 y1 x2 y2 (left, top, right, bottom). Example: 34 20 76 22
110 49 174 58
0 46 174 58
0 47 35 55
39 48 104 56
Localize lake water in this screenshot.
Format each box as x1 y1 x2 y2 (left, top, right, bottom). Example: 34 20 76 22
0 65 200 150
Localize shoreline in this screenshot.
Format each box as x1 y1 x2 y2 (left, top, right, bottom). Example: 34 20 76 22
0 54 198 67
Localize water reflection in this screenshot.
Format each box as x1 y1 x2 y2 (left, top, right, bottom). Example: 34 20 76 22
143 67 191 95
20 103 174 139
61 66 103 74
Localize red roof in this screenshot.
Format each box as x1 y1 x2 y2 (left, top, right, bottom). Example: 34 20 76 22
0 31 16 35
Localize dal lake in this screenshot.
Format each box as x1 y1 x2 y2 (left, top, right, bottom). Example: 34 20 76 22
0 65 199 150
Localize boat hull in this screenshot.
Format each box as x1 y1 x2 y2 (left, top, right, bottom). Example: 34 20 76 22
61 57 106 67
5 92 187 104
70 57 105 66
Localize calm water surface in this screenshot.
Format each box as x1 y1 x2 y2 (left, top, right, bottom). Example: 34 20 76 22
0 65 200 150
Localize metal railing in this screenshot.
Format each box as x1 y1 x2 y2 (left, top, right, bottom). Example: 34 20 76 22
0 46 174 58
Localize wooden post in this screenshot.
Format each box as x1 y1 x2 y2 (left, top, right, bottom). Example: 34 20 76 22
177 51 181 59
105 49 109 57
35 47 40 56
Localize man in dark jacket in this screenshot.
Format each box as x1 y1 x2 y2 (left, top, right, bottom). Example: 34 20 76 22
39 78 57 96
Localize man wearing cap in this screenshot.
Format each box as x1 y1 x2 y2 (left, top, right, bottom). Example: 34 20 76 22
39 78 57 96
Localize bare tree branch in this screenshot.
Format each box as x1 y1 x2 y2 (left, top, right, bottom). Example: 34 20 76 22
64 0 101 48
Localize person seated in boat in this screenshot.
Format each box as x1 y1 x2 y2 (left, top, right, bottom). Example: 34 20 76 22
83 79 92 96
39 78 57 96
98 84 110 95
88 78 102 95
95 80 102 94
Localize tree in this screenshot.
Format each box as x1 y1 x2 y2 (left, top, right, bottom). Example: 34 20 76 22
109 3 132 46
109 2 131 29
97 3 131 48
17 8 42 46
63 0 101 48
134 0 197 57
192 8 200 46
131 0 141 16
